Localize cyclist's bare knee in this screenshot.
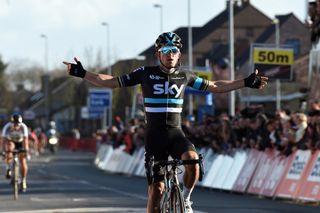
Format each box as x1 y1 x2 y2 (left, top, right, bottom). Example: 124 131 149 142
181 150 198 160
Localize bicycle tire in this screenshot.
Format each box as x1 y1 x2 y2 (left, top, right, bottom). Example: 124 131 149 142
170 185 185 213
13 159 19 200
160 190 170 213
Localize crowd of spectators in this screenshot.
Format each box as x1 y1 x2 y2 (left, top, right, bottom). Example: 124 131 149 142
92 99 320 158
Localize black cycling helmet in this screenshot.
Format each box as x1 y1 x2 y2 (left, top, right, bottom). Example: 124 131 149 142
10 112 22 123
155 32 183 50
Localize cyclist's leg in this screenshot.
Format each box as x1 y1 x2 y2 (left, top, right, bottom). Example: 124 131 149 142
181 150 199 201
17 143 28 190
4 141 15 178
169 128 199 208
144 127 168 213
18 152 28 180
147 181 165 213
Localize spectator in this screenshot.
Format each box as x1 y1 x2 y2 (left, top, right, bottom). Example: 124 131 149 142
72 128 81 141
114 116 124 132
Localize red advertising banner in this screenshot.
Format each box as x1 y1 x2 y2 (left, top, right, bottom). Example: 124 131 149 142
232 149 263 193
297 150 320 202
247 149 277 195
275 150 312 199
260 153 294 197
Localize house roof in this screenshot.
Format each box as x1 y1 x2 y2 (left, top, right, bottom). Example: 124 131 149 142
237 13 300 67
139 2 252 56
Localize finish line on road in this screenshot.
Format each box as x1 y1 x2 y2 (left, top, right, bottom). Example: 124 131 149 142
0 207 207 213
0 207 146 213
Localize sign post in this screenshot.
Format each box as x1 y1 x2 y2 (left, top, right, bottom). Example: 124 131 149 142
88 88 112 128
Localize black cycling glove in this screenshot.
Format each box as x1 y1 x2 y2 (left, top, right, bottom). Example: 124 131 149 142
69 60 87 78
244 72 262 88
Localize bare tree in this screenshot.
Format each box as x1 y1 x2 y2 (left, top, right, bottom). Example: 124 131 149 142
6 59 43 91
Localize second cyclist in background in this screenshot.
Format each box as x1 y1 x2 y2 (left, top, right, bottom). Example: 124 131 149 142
1 112 29 192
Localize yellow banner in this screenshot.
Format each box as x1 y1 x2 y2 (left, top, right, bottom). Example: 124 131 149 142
253 48 294 65
193 70 212 80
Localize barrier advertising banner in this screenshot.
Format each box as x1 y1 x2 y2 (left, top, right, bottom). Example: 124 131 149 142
232 149 263 192
297 150 320 201
247 149 277 195
276 150 312 199
259 153 293 197
221 151 247 190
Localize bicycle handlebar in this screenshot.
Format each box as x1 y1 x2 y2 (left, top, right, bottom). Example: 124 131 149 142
2 149 27 156
148 154 205 182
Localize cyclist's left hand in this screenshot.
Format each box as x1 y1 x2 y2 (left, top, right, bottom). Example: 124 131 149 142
62 57 87 78
244 69 268 89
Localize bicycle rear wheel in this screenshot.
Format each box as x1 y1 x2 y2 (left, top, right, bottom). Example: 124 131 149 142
170 185 185 213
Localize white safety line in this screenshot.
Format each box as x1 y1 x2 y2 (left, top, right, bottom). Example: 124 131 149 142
0 207 146 213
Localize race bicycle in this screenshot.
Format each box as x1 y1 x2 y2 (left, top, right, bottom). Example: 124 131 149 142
147 154 204 213
4 149 27 200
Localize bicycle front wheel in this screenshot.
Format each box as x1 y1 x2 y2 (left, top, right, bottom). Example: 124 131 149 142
160 190 170 213
13 161 19 200
170 185 185 213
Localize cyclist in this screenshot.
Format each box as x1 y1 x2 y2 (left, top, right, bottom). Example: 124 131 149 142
63 32 268 213
1 112 29 192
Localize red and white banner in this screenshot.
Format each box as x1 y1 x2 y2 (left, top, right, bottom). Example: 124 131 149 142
297 150 320 201
232 149 263 192
275 150 312 199
247 149 277 195
260 153 293 197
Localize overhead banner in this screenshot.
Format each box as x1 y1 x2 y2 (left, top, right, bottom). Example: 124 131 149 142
252 47 294 80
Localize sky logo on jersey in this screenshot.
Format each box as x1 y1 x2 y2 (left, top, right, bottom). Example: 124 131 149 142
153 81 184 98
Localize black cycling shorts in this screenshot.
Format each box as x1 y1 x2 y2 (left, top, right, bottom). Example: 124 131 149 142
144 127 196 185
13 142 23 150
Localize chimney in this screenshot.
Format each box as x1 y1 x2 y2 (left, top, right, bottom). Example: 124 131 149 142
226 0 250 8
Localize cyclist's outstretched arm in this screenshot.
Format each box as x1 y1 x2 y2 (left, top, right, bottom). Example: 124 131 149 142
63 57 119 88
206 69 268 93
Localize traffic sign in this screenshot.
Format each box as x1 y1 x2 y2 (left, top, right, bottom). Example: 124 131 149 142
89 88 112 108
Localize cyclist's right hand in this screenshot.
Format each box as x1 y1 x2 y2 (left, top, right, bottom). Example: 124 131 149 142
62 57 87 78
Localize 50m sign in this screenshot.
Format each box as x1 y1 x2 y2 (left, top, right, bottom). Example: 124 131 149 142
252 47 294 80
253 48 294 65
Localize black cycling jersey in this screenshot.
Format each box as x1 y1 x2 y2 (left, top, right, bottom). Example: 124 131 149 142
117 66 209 128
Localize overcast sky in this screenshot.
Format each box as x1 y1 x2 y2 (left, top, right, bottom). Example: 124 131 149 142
0 0 307 72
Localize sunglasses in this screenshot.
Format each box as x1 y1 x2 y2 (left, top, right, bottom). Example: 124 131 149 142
158 46 180 54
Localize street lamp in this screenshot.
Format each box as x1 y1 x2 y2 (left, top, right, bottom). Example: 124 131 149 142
272 18 280 48
101 22 112 128
153 4 163 33
40 34 50 127
40 34 48 72
101 22 111 75
272 18 281 111
187 0 194 118
229 0 235 116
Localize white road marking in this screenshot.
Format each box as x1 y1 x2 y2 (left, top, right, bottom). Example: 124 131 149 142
0 207 146 213
0 207 207 213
